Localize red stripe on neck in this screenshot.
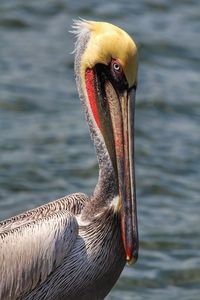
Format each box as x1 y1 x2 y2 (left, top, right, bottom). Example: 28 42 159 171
85 69 100 129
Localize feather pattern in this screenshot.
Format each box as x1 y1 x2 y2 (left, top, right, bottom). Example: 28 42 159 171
0 193 89 300
0 211 77 300
0 193 87 233
70 19 90 55
22 210 125 300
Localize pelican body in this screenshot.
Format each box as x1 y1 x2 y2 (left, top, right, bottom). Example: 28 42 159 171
0 20 138 300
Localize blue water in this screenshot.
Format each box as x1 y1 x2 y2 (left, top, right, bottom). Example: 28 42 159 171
0 0 200 299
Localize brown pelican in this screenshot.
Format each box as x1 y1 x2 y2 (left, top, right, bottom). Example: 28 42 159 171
0 20 138 300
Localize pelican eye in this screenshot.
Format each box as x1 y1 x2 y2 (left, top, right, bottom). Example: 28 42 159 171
111 60 122 74
113 63 120 71
109 59 128 91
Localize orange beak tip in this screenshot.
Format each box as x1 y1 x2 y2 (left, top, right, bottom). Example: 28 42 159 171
126 254 137 266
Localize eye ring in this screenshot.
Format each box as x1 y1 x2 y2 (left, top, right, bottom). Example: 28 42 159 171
113 62 120 72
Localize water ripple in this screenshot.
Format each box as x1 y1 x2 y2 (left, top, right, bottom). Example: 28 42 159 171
0 1 199 299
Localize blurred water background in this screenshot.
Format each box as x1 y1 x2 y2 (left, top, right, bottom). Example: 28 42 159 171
0 0 200 299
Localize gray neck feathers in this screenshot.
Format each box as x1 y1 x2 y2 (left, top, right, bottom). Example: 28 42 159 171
74 29 118 217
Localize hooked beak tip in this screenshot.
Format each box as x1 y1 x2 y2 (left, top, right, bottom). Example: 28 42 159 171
126 249 138 265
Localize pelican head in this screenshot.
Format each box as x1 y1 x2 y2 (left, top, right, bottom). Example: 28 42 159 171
73 20 138 264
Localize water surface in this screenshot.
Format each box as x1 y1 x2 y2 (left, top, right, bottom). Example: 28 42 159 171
0 1 200 299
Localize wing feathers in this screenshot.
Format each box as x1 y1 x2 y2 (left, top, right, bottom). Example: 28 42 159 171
0 210 78 300
0 192 88 233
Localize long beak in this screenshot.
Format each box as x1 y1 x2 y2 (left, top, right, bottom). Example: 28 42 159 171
105 82 138 264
